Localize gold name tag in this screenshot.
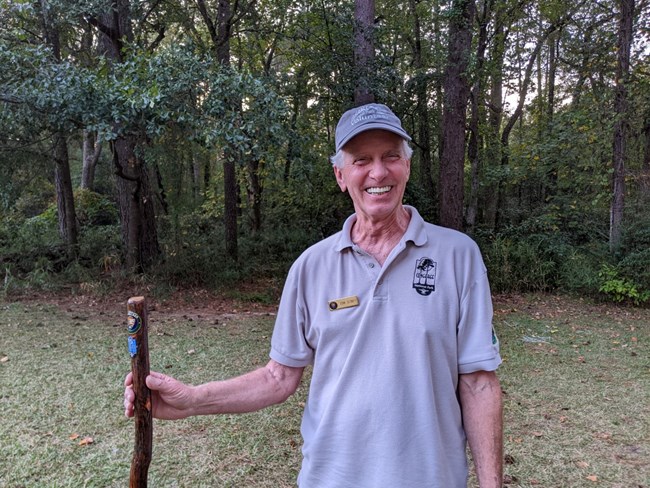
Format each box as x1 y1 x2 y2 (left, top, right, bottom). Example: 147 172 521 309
328 296 359 311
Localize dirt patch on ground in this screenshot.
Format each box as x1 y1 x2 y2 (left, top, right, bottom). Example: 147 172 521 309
492 292 650 323
6 287 649 326
4 284 279 326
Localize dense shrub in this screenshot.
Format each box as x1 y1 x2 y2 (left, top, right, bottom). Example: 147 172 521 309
74 189 119 226
0 190 120 291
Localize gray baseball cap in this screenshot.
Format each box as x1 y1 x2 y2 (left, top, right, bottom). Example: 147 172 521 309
334 103 411 152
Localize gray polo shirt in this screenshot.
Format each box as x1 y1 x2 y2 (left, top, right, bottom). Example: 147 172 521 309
270 206 501 488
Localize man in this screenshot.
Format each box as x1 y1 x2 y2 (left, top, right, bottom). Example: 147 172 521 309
124 103 503 487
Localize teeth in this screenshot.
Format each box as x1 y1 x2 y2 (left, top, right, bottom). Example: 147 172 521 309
366 186 391 195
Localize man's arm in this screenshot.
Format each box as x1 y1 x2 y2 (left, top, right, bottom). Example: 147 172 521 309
458 370 503 488
124 359 304 420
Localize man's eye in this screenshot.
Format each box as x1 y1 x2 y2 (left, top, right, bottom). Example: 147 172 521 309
384 154 401 162
354 157 370 165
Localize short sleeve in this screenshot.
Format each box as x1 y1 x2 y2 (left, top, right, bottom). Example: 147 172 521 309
269 261 314 368
457 266 502 374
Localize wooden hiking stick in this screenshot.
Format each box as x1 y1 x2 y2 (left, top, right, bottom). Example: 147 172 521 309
127 296 153 488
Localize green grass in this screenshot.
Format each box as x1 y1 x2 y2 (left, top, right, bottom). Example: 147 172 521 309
0 295 648 487
495 295 649 488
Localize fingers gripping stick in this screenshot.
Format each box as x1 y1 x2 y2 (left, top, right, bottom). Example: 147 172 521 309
127 296 153 487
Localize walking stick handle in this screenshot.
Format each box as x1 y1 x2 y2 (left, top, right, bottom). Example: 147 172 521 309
127 296 153 487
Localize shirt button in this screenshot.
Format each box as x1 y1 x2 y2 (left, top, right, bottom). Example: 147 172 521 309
368 263 375 268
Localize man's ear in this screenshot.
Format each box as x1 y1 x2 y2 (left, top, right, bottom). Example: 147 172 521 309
333 165 347 192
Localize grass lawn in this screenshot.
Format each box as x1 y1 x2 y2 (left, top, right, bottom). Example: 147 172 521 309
0 292 648 487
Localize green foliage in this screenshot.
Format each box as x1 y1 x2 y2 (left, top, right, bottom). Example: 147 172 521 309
73 189 118 226
479 211 650 306
0 0 648 310
0 186 119 292
618 218 650 290
481 234 560 293
598 264 650 305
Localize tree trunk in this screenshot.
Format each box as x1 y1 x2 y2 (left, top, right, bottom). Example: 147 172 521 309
90 1 161 270
409 0 434 202
38 0 78 251
466 0 491 233
192 153 201 200
544 31 558 199
112 138 160 271
53 133 78 248
484 8 506 231
246 158 263 233
609 0 634 253
81 130 102 190
641 112 650 200
495 9 575 230
217 0 238 260
354 0 376 105
285 66 307 181
439 0 475 231
197 0 239 260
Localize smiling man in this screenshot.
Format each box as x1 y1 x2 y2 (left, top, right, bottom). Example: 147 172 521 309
124 103 503 487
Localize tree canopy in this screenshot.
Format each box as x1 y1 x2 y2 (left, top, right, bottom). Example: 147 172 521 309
1 0 649 304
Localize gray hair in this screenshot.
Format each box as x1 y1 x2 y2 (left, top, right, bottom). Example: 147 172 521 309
330 139 413 168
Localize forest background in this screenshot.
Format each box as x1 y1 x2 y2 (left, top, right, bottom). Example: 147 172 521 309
0 0 649 305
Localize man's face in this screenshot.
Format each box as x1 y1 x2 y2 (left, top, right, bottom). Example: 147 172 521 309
334 129 411 223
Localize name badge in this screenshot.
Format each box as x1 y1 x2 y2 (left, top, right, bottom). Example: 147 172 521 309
328 296 359 311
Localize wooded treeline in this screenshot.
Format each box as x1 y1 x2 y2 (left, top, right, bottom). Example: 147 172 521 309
1 0 649 303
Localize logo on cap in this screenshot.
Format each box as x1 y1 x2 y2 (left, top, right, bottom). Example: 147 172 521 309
351 105 391 126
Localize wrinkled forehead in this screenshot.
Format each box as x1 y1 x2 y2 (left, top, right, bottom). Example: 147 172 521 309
342 129 405 154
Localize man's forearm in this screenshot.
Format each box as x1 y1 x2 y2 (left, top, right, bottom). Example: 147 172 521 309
459 370 503 488
190 361 303 416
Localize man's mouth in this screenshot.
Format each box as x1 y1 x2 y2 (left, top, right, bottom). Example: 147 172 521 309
365 186 392 195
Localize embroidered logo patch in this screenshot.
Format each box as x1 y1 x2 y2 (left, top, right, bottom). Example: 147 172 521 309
413 257 437 296
350 104 392 126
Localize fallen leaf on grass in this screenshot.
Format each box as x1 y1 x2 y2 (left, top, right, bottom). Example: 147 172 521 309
531 431 544 437
187 349 196 355
79 437 94 446
503 474 519 484
576 461 590 469
586 475 598 482
69 433 80 440
0 356 8 363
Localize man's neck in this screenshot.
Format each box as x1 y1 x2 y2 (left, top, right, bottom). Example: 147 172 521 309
351 207 411 266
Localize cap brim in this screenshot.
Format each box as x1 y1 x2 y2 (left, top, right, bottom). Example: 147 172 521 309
337 123 412 152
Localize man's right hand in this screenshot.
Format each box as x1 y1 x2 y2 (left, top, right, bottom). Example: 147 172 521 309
124 370 195 420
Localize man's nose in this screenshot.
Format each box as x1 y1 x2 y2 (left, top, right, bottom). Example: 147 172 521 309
369 158 389 180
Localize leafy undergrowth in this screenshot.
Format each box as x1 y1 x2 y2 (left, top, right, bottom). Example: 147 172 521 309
0 292 648 487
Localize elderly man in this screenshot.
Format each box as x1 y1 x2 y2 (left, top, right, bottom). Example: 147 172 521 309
124 103 503 487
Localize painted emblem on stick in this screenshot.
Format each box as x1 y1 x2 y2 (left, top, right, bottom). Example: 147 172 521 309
127 311 141 335
128 336 138 357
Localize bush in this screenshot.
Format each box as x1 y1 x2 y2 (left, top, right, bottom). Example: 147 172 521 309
74 189 119 226
481 235 558 293
556 245 606 294
618 221 650 290
478 219 575 294
598 264 650 305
